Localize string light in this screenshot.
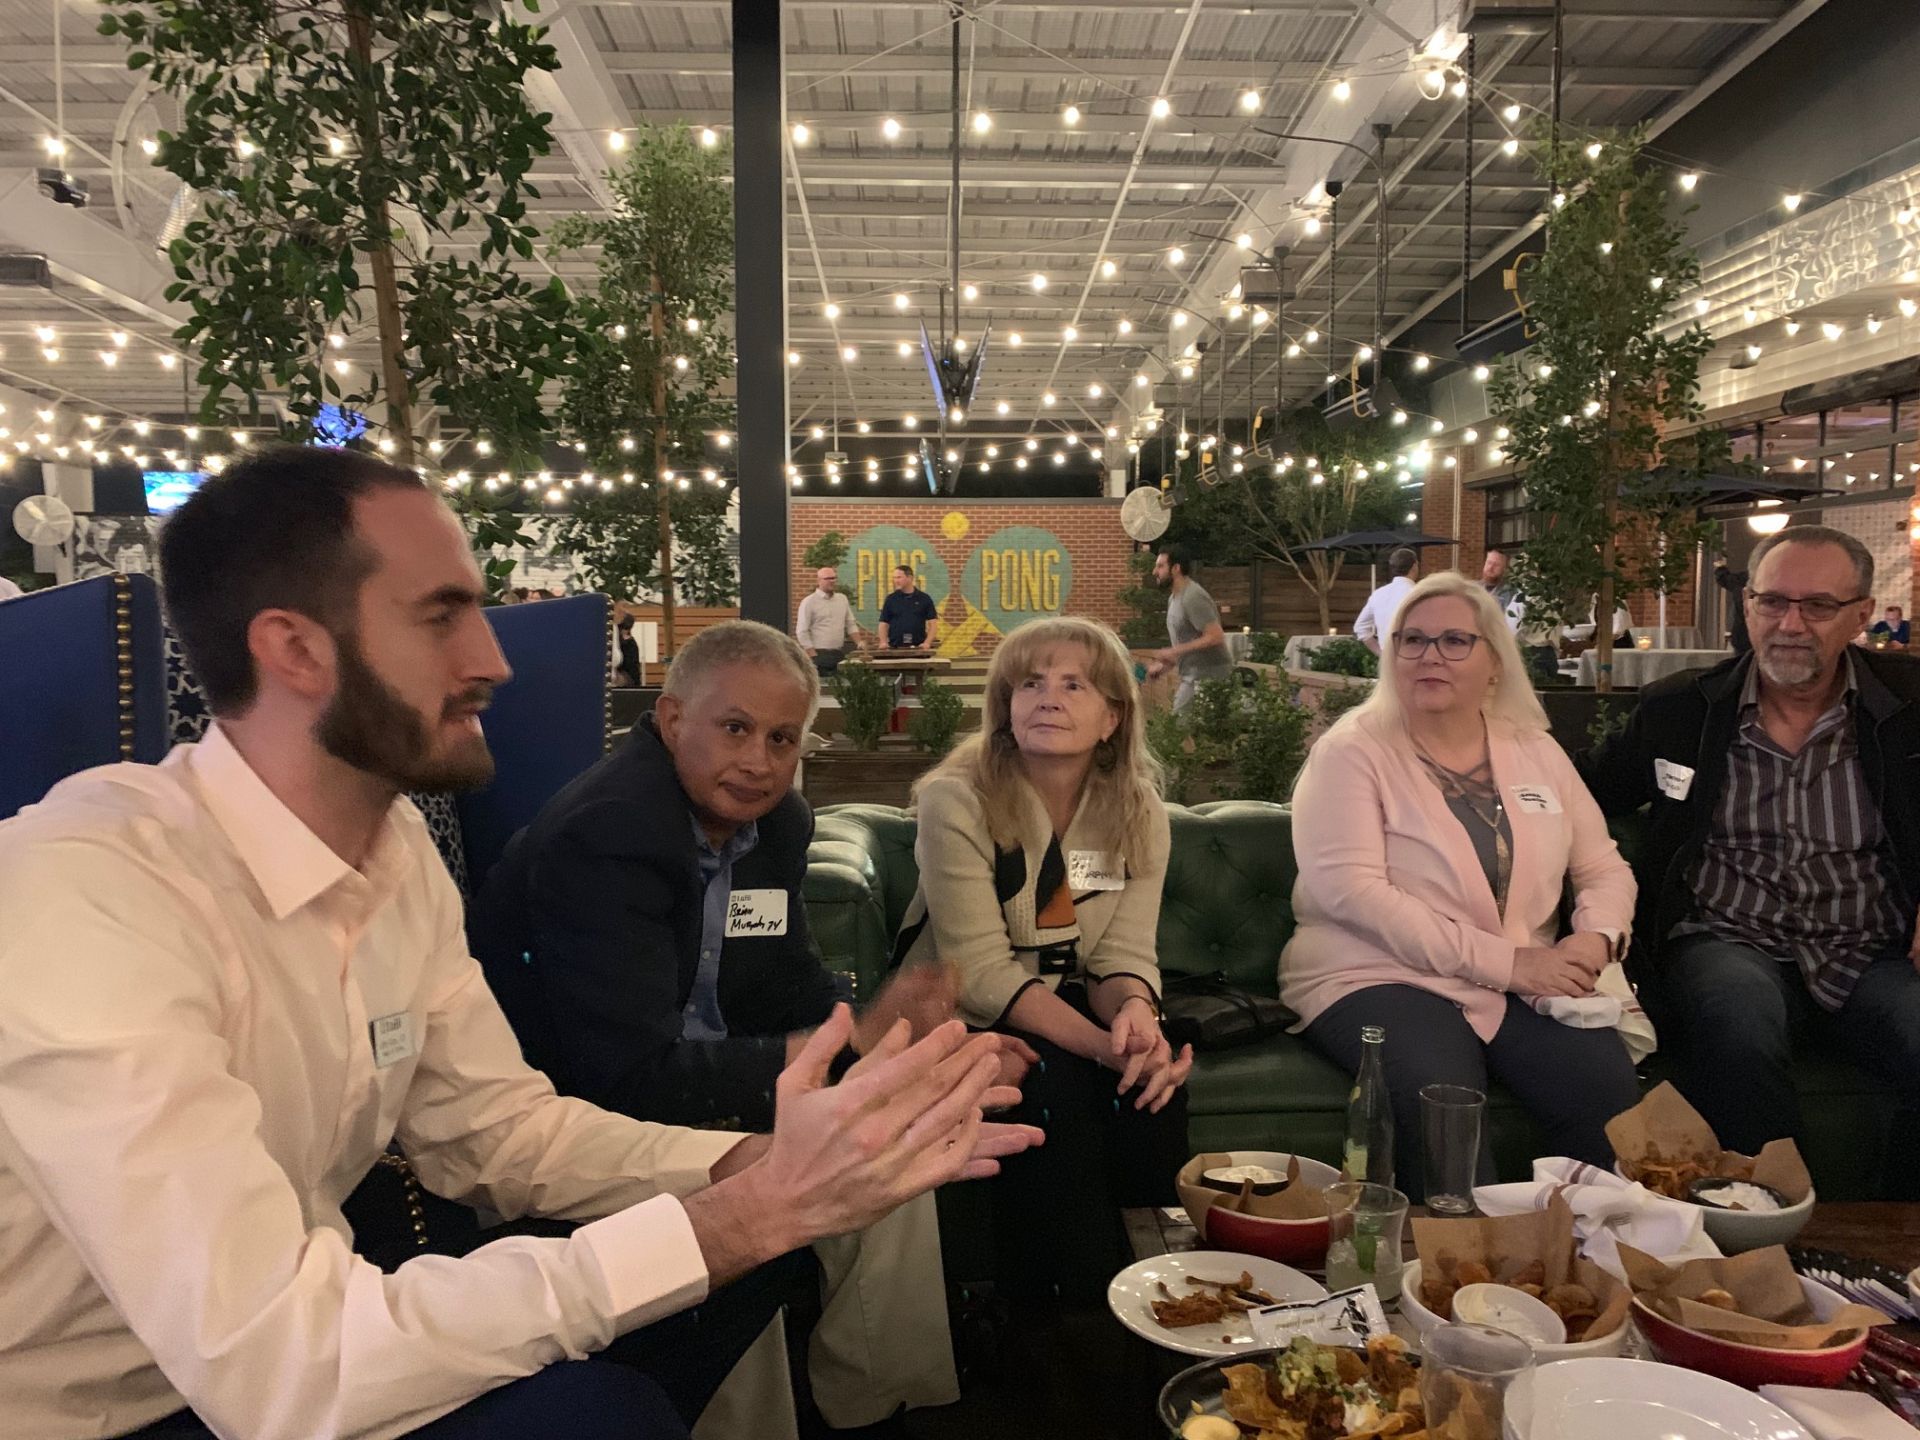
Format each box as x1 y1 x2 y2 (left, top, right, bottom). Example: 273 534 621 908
1235 232 1253 251
997 401 1010 415
1867 314 1883 334
142 137 160 157
1822 321 1843 341
1680 172 1699 192
1332 79 1352 103
1167 247 1185 266
1134 373 1149 388
1901 297 1918 318
1041 392 1056 407
1008 331 1023 347
1063 325 1078 341
1063 105 1081 126
1150 97 1172 119
841 345 858 361
882 116 902 140
1502 137 1520 157
1746 344 1764 361
1783 319 1801 336
1782 193 1802 212
1117 318 1133 335
1304 327 1319 344
963 283 979 301
1026 438 1039 451
1585 142 1603 160
607 130 627 151
898 341 913 356
1172 312 1188 329
700 128 719 148
1030 273 1048 291
42 136 65 158
791 122 811 145
1413 354 1430 372
789 350 802 365
972 111 992 134
1503 103 1521 123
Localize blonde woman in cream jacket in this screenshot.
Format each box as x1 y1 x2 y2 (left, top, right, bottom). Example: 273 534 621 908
894 617 1192 1299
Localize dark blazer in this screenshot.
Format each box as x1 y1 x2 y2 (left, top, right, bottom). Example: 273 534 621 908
1575 649 1920 986
469 715 841 1130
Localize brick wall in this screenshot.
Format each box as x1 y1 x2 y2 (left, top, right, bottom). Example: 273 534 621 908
791 497 1136 655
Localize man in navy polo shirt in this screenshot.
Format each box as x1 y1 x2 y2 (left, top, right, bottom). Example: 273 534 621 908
877 566 939 650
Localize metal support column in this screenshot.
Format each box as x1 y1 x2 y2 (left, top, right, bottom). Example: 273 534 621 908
733 0 789 628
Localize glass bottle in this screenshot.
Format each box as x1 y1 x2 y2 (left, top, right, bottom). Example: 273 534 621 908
1343 1025 1395 1187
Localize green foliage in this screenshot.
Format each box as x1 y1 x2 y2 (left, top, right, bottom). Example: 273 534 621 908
1486 126 1728 682
1117 549 1169 648
831 664 896 751
1248 631 1289 665
1586 698 1632 750
907 677 966 756
546 125 739 604
1195 410 1409 630
448 487 528 602
1303 636 1379 678
1315 682 1373 723
1147 677 1312 804
804 531 850 572
102 0 574 466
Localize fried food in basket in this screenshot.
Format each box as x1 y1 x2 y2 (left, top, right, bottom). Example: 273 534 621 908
1696 1287 1739 1311
1419 1260 1604 1341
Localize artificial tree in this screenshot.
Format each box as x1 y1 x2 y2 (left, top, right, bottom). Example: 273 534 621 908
1201 410 1407 632
549 126 738 646
1486 127 1727 692
103 0 574 472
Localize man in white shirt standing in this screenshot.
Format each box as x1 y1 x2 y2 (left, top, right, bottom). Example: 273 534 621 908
794 566 862 676
0 447 1038 1440
1352 548 1418 656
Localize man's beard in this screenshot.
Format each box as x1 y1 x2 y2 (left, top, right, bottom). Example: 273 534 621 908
317 631 496 793
1755 637 1823 688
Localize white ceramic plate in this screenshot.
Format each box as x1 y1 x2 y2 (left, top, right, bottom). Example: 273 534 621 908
1503 1358 1812 1440
1107 1249 1328 1358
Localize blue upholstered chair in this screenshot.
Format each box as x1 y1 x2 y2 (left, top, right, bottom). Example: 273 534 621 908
0 574 168 822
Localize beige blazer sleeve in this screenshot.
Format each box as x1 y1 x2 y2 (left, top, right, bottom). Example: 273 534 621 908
911 775 1037 1023
1079 800 1170 997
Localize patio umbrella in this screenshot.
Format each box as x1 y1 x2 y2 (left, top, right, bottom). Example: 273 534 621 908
1293 529 1457 586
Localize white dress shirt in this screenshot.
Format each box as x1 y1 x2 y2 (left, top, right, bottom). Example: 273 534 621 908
0 725 742 1440
0 575 23 602
1352 575 1415 648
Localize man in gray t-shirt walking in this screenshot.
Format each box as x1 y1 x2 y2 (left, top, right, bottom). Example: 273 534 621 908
1148 543 1231 710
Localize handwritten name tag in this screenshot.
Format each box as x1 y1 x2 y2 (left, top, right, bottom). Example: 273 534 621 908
1508 784 1562 814
1068 849 1126 891
725 888 789 938
368 1012 416 1069
1654 757 1695 801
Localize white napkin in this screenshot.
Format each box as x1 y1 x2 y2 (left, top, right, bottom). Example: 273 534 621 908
1527 963 1658 1063
1472 1157 1722 1281
1759 1385 1914 1440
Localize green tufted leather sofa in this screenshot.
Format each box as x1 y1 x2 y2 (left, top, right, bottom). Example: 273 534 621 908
802 801 1903 1201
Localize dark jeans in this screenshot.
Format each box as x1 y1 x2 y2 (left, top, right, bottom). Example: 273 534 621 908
989 984 1190 1302
124 1221 815 1440
1648 935 1920 1174
812 648 845 677
1304 985 1641 1202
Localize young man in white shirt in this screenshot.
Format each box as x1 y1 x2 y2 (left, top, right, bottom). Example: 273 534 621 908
0 447 1038 1440
1352 548 1418 655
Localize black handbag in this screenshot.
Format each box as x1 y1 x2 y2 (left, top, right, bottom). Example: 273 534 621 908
1161 970 1297 1051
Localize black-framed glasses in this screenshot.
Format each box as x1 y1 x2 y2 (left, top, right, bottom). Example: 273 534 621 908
1744 589 1870 623
1394 628 1483 661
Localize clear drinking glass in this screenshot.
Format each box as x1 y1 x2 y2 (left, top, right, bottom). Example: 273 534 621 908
1322 1180 1410 1304
1421 1083 1486 1216
1419 1322 1534 1439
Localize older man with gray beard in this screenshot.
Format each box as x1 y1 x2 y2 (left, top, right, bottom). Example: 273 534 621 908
1578 526 1920 1179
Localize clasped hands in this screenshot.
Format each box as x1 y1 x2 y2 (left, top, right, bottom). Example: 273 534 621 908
1101 994 1192 1114
1511 931 1612 999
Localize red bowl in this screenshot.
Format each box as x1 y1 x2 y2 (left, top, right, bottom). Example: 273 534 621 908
1630 1276 1868 1388
1196 1152 1345 1267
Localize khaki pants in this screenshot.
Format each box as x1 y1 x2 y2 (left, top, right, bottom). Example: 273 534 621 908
695 1193 957 1439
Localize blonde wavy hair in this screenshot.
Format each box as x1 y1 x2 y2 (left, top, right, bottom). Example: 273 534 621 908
914 617 1164 865
1334 570 1551 741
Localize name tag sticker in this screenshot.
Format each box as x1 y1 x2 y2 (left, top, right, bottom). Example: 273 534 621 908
1508 784 1562 815
1654 757 1695 801
368 1012 416 1069
725 889 789 938
1068 849 1126 891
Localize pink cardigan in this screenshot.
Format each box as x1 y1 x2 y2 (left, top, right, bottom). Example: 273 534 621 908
1280 717 1637 1043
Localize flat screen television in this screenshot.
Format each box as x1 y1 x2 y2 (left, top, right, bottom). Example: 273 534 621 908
142 470 208 515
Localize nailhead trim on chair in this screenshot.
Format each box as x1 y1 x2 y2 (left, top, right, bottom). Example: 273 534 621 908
112 574 136 761
376 1152 431 1248
603 602 616 755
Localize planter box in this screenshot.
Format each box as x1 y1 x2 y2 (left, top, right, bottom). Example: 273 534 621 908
802 741 939 808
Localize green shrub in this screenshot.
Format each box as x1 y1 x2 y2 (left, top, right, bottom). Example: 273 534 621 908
907 676 965 755
831 663 896 750
1118 550 1169 648
1229 681 1311 802
1147 676 1312 804
1316 682 1372 723
1305 636 1378 678
1248 631 1289 665
803 530 849 571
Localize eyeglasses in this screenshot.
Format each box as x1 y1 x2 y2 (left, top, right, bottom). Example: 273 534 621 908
1745 589 1870 623
1394 628 1483 661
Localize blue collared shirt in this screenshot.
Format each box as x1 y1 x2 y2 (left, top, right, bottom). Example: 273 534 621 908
681 815 760 1042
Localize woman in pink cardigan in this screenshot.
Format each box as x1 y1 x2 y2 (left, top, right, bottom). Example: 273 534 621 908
1282 573 1640 1198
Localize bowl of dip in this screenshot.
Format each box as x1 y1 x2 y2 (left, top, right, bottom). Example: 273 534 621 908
1684 1176 1814 1254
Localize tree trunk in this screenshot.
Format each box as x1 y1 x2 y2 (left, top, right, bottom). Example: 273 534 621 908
345 4 415 466
650 269 676 653
1311 553 1334 632
1597 433 1621 696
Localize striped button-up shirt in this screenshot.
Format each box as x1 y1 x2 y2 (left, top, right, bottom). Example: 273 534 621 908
1679 654 1910 1009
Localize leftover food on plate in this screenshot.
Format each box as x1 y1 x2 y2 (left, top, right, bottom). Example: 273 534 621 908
1209 1335 1423 1440
1153 1272 1284 1330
